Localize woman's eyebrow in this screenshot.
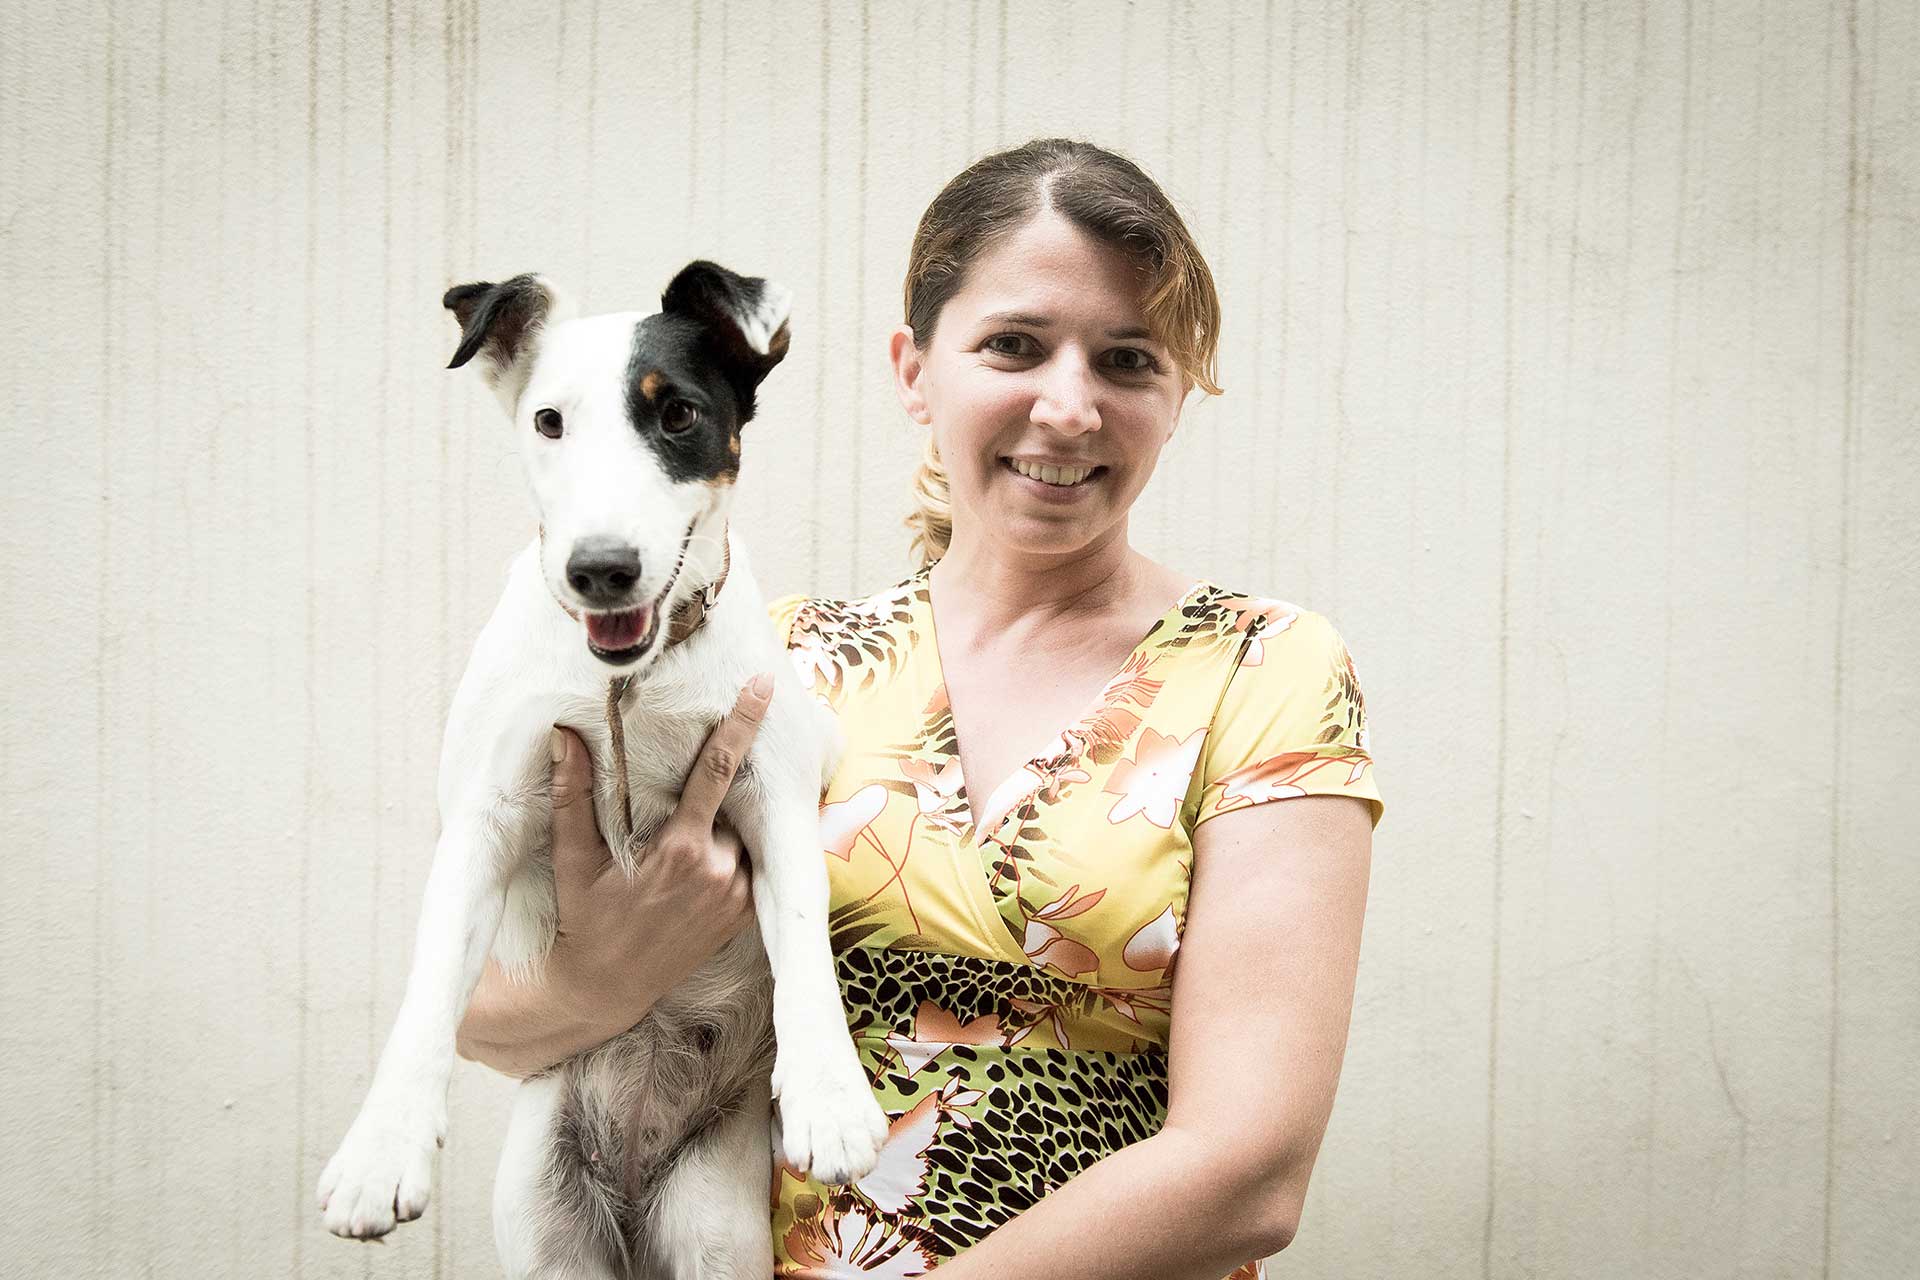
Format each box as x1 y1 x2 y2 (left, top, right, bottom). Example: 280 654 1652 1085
978 310 1053 328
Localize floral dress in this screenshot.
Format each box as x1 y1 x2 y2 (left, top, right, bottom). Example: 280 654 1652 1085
766 566 1383 1277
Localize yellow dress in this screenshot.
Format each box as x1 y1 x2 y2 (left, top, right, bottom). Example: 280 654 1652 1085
765 567 1382 1277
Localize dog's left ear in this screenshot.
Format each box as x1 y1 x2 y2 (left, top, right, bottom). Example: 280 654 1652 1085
443 274 575 412
660 261 792 421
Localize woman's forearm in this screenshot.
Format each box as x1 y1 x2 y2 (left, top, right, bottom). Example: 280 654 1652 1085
455 951 663 1079
931 1125 1298 1280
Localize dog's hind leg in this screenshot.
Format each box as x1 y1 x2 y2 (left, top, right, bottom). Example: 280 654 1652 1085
495 1074 624 1280
645 1077 775 1280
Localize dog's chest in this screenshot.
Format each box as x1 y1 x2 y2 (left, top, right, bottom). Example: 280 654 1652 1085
575 686 724 846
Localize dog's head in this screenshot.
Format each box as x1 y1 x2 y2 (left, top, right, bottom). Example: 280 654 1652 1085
444 261 791 671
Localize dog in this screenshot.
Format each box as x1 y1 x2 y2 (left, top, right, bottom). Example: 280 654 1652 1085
316 262 887 1278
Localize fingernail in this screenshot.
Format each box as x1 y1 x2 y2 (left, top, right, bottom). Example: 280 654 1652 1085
549 728 566 763
749 671 774 699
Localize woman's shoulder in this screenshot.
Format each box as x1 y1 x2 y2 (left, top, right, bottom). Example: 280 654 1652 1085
764 566 932 649
1160 579 1351 665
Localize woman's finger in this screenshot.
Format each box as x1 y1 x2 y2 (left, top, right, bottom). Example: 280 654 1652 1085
669 674 774 838
547 727 609 888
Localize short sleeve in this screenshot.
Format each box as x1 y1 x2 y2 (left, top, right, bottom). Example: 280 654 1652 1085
1187 609 1383 830
766 592 808 649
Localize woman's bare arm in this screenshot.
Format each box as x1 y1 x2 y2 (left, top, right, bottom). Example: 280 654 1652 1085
455 677 773 1077
932 794 1374 1279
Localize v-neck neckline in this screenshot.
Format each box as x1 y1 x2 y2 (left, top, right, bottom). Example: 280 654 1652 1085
916 567 1208 843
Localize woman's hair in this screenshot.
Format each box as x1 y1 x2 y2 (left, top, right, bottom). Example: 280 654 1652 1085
900 138 1223 566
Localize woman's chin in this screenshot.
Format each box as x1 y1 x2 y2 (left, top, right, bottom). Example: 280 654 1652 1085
977 505 1123 559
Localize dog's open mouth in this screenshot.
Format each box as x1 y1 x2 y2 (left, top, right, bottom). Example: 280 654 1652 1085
584 604 661 664
580 523 696 666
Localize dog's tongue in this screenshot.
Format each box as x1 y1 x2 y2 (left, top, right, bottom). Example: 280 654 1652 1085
586 604 654 651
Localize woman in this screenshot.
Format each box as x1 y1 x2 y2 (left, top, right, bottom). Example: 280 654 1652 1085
459 138 1382 1279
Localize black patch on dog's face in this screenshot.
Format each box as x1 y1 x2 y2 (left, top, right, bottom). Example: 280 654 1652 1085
623 313 751 485
621 261 789 484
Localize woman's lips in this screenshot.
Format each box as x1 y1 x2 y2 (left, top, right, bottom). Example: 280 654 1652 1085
1001 457 1106 501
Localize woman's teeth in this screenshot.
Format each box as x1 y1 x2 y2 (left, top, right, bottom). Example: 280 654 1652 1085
1008 458 1096 486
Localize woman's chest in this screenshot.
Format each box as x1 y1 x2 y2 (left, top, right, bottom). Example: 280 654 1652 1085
817 659 1204 996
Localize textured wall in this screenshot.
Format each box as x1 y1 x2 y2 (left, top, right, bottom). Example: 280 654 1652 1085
1 0 1914 1276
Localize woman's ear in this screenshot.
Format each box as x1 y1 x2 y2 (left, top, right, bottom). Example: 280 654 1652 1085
889 325 932 425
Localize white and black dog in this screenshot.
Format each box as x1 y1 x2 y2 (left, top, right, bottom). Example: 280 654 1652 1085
316 262 886 1277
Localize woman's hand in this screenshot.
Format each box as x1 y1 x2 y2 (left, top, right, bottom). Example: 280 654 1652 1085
456 673 775 1076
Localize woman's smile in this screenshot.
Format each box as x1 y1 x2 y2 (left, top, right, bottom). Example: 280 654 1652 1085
1001 456 1108 500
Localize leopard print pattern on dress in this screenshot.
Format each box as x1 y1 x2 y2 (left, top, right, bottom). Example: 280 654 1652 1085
833 946 1169 1259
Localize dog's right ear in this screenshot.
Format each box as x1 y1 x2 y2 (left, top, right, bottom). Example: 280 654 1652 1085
442 274 572 410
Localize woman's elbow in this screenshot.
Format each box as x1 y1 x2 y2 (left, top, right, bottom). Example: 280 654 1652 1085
1250 1205 1299 1258
1227 1158 1309 1258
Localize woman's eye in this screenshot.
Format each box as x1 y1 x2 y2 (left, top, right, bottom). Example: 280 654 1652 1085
533 407 564 438
984 333 1036 357
662 400 699 433
1107 348 1157 373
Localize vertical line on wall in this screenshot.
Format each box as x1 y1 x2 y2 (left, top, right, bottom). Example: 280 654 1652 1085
1205 0 1235 569
295 0 320 1265
211 0 232 542
456 0 472 610
1332 0 1362 590
689 3 701 226
1823 4 1864 1272
373 0 396 1202
717 0 729 221
1159 1 1177 555
439 0 458 807
143 16 170 1246
556 0 568 283
994 0 1007 145
584 0 601 293
964 0 976 154
1251 0 1274 584
1269 0 1302 585
1631 0 1664 1232
810 4 830 583
851 0 869 587
93 3 116 1259
1482 0 1519 1273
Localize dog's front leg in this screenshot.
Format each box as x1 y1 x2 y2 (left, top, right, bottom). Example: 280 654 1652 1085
317 792 532 1239
729 772 887 1185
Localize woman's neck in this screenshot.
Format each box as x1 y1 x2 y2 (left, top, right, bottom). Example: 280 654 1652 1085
930 525 1151 647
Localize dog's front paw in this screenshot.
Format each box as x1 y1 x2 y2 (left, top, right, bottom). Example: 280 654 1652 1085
772 1051 888 1185
316 1099 444 1240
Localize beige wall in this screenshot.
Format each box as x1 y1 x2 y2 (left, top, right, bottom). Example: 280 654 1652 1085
2 0 1914 1275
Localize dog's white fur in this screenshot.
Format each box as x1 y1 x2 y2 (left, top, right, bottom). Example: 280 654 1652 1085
316 272 885 1277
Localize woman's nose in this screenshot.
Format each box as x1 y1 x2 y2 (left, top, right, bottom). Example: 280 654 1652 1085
1029 356 1101 435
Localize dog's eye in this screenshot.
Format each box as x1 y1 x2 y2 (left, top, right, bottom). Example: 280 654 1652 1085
662 400 699 434
534 407 564 439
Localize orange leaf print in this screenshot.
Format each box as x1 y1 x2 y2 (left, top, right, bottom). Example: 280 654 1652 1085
1023 920 1100 978
1213 751 1321 810
782 1201 934 1277
898 756 963 813
882 1000 1007 1079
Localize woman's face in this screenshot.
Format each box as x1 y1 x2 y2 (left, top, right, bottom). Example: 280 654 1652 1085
890 210 1187 564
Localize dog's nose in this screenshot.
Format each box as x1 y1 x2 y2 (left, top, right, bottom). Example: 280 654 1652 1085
566 539 642 607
